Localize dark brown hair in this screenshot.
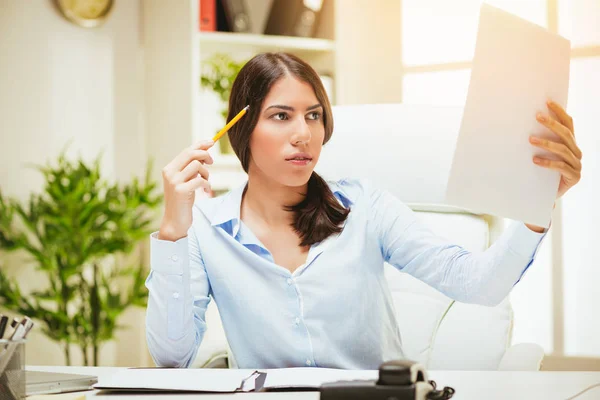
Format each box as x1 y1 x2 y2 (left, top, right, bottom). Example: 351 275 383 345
226 52 349 247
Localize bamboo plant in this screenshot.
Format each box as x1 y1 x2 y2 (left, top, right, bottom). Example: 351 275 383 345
0 150 161 365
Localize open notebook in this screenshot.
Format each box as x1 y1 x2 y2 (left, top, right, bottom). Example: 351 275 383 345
94 368 379 393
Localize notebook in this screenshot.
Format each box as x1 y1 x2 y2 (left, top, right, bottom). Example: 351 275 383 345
94 367 379 393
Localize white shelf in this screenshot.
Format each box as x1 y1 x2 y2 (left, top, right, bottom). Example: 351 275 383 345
199 32 335 53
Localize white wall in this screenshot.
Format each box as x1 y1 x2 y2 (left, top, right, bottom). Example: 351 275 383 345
334 0 403 104
0 0 146 366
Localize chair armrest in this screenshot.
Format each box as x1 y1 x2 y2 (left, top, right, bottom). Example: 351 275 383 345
199 351 229 368
498 343 545 371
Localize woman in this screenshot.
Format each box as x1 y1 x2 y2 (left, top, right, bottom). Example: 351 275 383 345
146 53 582 369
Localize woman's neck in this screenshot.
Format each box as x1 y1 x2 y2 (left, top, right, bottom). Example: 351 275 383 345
242 173 307 227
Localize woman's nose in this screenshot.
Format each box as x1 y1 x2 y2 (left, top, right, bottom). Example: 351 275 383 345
291 118 312 145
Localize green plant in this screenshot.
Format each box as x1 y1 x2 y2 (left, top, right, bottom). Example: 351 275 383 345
200 53 247 154
0 150 162 366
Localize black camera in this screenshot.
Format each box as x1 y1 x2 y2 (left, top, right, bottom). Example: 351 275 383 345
320 360 454 400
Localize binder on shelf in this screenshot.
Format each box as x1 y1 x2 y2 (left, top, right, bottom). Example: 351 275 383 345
216 0 251 33
264 0 324 38
199 0 216 32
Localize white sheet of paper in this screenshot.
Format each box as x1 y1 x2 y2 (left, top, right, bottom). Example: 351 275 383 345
446 3 570 227
262 367 378 389
94 368 259 392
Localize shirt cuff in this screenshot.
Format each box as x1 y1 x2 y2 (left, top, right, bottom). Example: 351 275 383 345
505 221 547 260
150 231 189 275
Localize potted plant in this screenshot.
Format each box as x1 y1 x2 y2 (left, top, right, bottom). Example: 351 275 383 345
0 150 162 366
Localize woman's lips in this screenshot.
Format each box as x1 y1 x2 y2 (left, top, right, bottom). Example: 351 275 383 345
286 158 312 166
285 153 312 166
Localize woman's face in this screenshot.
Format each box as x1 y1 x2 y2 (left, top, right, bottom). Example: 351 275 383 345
248 74 325 188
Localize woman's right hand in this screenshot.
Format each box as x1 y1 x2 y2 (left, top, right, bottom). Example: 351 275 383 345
158 140 215 241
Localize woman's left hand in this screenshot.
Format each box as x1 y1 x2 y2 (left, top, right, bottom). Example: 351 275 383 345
529 99 582 200
525 99 583 232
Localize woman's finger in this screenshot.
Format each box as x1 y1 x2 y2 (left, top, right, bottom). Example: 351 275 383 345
546 100 574 134
536 113 582 160
175 160 210 184
164 146 214 178
533 156 581 183
529 137 582 171
165 149 213 175
178 174 211 193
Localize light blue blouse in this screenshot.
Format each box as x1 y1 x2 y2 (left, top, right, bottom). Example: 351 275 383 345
145 178 546 369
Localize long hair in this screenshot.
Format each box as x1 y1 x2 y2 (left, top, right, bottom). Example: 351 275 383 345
226 52 349 247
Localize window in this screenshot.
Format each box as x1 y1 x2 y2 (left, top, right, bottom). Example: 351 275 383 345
562 56 600 357
402 70 471 106
402 0 546 66
401 0 600 357
558 0 600 47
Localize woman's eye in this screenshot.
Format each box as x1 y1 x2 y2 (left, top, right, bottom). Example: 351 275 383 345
273 112 288 121
307 111 321 120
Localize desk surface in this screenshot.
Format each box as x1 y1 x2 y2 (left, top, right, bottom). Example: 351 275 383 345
26 365 600 400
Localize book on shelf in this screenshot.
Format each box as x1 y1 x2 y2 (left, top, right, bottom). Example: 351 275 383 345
199 0 216 32
264 0 324 38
216 0 252 33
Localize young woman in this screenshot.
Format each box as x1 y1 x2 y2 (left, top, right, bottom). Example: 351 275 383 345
146 53 582 369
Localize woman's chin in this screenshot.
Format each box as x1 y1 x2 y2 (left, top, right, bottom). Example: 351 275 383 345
279 169 314 188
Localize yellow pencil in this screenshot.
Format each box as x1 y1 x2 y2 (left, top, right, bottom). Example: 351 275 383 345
212 105 250 142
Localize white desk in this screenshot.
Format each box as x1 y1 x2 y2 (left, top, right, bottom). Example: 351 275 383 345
27 366 600 400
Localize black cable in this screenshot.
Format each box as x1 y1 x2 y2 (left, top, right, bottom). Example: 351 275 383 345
427 380 455 400
564 382 600 400
424 378 600 400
